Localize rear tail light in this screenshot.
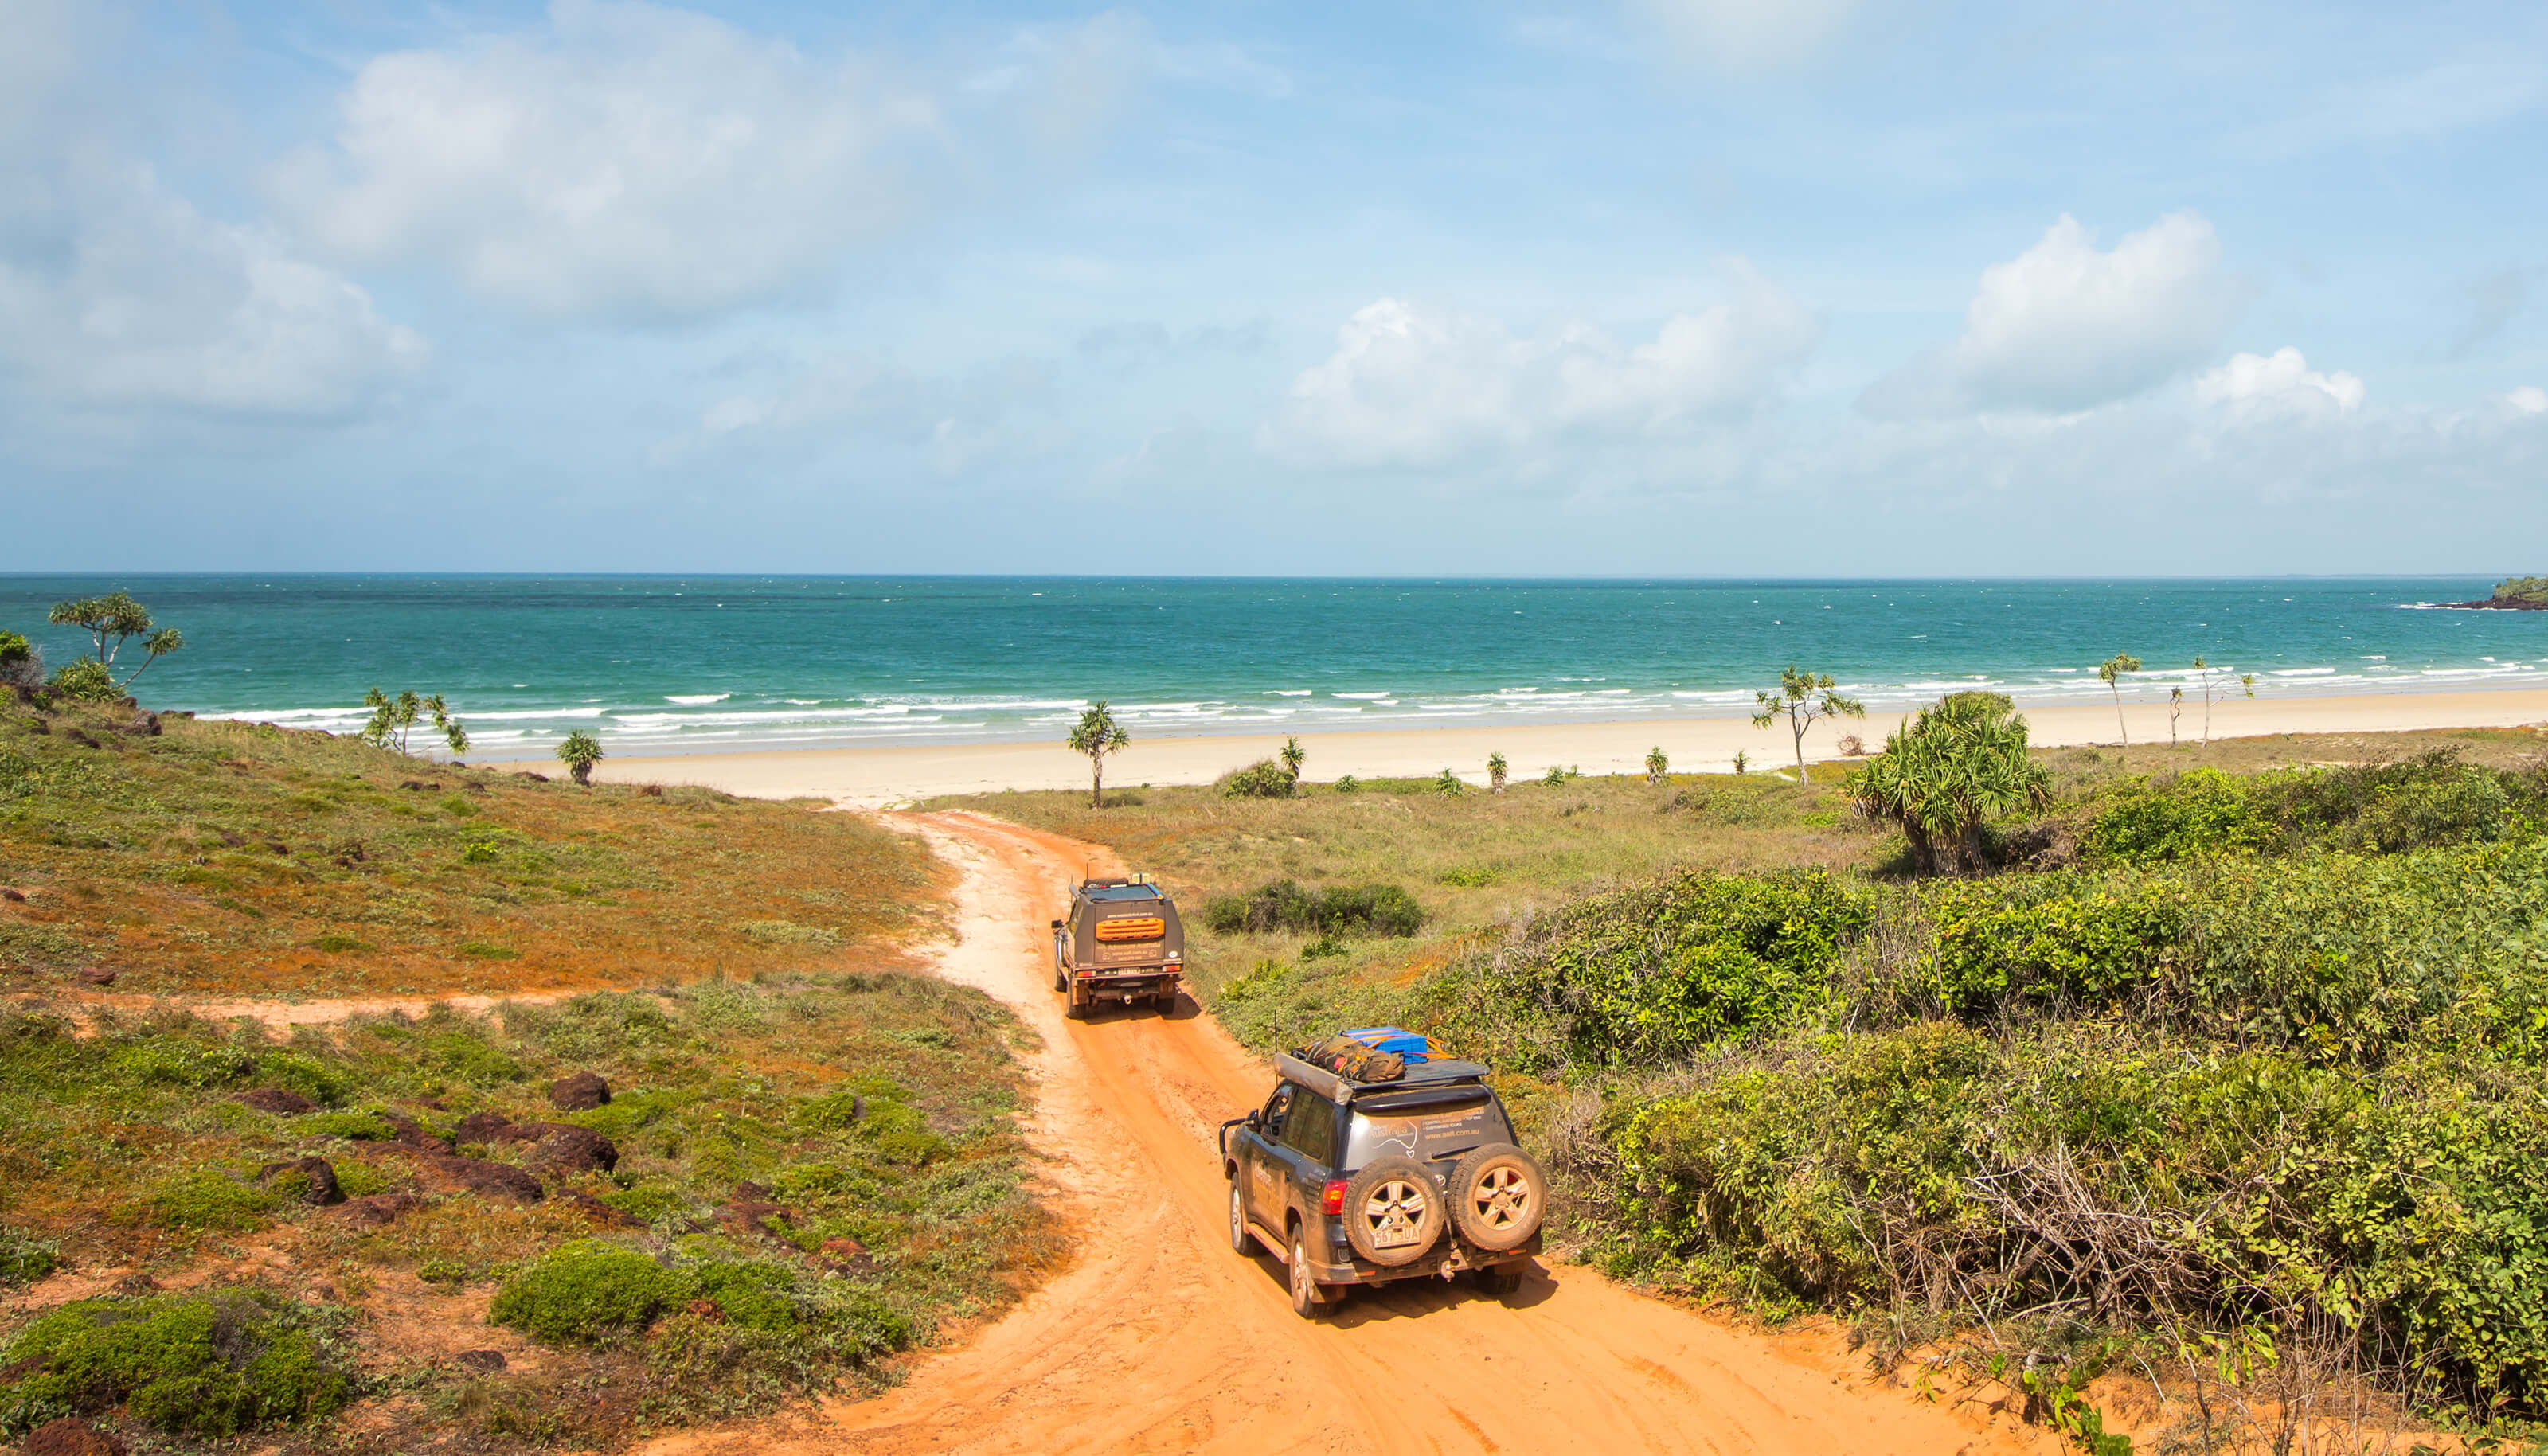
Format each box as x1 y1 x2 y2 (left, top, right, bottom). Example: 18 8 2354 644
1321 1178 1348 1216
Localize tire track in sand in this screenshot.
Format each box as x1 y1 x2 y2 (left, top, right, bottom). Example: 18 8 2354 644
641 810 2058 1456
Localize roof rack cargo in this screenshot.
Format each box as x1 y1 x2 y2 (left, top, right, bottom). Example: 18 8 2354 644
1272 1052 1489 1105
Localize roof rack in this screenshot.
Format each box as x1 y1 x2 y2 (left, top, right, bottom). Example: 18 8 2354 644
1272 1052 1488 1105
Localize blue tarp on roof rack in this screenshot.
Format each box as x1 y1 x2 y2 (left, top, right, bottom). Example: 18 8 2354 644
1340 1025 1444 1062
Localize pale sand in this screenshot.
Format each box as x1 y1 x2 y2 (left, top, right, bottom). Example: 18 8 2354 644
555 688 2548 806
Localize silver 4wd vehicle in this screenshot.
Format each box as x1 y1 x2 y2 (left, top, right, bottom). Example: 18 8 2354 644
1050 876 1185 1017
1219 1052 1546 1317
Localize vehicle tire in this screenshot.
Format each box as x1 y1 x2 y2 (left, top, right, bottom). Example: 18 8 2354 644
1448 1143 1545 1253
1229 1184 1253 1255
1062 995 1084 1020
1288 1229 1326 1317
1339 1156 1444 1267
1474 1262 1525 1297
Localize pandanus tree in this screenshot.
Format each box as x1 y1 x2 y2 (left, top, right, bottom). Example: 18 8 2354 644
556 730 604 786
1847 692 2053 876
1644 746 1669 784
1068 701 1131 808
2097 653 2142 746
1280 736 1306 783
48 590 183 689
1487 752 1508 793
1750 666 1864 784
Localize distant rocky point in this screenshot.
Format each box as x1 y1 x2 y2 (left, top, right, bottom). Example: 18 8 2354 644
2443 576 2548 610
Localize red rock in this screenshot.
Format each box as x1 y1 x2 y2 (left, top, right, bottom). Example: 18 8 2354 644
25 1416 128 1455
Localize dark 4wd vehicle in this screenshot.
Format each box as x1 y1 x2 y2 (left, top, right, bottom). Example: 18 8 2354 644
1219 1052 1546 1317
1050 876 1185 1017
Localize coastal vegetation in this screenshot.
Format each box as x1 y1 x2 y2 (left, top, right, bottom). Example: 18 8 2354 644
0 691 1044 1451
2451 576 2548 610
1750 666 1862 783
946 721 2548 1446
556 728 604 786
1065 701 1129 807
361 687 469 759
0 698 938 998
45 591 184 694
2097 651 2142 744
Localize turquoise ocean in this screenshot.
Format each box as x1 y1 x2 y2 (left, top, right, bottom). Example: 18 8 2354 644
4 576 2542 760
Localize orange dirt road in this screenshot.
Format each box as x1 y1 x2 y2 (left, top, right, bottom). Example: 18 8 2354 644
643 810 2057 1456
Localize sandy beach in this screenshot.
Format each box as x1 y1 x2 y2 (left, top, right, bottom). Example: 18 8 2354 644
564 688 2548 805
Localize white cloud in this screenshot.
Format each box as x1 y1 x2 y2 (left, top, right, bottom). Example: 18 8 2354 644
1265 263 1818 470
1863 212 2252 418
272 0 949 318
0 1 424 418
1627 0 1858 68
2508 386 2548 416
2194 347 2365 422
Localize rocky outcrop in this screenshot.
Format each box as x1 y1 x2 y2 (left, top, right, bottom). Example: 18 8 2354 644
25 1417 128 1455
549 1071 611 1111
336 1193 426 1227
257 1156 345 1206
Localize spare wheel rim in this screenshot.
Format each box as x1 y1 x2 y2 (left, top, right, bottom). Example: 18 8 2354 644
1471 1166 1533 1229
1360 1178 1428 1247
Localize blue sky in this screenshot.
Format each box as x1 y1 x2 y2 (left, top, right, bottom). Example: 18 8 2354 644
3 0 2542 574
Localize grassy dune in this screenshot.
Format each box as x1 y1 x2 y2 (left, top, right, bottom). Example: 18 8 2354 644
0 697 1053 1453
0 702 943 997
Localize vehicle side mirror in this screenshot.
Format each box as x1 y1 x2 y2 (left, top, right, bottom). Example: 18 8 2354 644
1049 919 1064 930
1244 1111 1260 1130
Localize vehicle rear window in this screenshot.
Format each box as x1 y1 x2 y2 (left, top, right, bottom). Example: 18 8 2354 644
1344 1095 1507 1169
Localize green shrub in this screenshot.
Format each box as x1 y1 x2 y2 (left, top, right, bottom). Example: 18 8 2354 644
45 658 118 702
855 1098 950 1166
108 1038 258 1089
598 1183 690 1224
0 1228 58 1285
1202 880 1425 938
309 934 373 953
2085 751 2543 866
2084 767 2264 864
0 745 37 804
301 1111 396 1141
0 1289 354 1437
490 1240 683 1345
1219 760 1297 798
456 941 518 961
690 1260 799 1333
147 1172 276 1232
1471 869 1867 1068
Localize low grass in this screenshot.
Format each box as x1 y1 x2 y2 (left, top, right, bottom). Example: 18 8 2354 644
0 691 1056 1450
0 974 1056 1450
0 699 944 997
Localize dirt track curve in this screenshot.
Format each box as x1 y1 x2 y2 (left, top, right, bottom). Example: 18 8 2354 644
643 810 2057 1456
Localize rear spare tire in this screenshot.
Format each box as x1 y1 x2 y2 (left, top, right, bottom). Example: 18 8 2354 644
1448 1143 1545 1253
1340 1156 1444 1267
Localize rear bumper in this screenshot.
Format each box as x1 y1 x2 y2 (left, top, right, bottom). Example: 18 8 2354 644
1304 1230 1542 1286
1071 970 1180 1003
